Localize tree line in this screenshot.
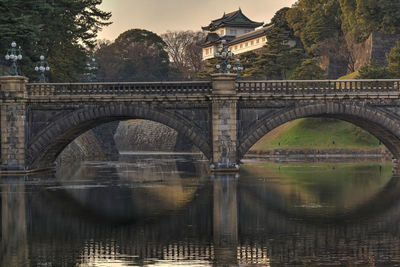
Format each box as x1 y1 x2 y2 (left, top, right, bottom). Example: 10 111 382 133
95 30 205 82
236 0 400 80
0 0 205 82
1 0 400 82
0 0 111 82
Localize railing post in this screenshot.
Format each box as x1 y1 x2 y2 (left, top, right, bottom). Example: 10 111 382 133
0 76 29 171
210 73 239 172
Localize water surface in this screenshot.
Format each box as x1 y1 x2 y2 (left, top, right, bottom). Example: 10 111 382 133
1 155 399 266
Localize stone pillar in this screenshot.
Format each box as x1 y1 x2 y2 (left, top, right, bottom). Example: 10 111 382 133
0 76 28 171
211 73 238 171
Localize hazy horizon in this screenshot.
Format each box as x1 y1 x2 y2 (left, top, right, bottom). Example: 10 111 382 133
98 0 297 40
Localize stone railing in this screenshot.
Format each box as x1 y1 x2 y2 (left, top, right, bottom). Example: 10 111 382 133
23 79 400 97
236 79 400 94
26 81 212 96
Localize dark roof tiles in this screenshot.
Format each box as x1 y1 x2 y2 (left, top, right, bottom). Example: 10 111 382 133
202 9 263 31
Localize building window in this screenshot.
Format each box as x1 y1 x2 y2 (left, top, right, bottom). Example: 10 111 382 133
262 37 266 42
240 44 243 48
251 40 254 45
245 42 248 47
235 45 238 50
230 29 237 35
256 39 260 44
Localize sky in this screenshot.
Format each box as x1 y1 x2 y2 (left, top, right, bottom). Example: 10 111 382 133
98 0 297 41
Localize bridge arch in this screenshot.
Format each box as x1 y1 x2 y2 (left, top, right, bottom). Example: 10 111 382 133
28 104 211 169
238 103 400 161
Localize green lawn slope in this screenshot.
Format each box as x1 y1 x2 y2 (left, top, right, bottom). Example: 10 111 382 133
338 71 359 80
250 118 384 151
249 72 387 152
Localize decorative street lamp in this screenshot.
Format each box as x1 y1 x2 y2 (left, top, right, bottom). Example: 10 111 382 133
35 55 50 83
215 39 233 73
86 57 98 82
232 58 244 79
4 41 23 76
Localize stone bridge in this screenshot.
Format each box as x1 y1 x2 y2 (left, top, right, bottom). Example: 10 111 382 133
1 74 400 172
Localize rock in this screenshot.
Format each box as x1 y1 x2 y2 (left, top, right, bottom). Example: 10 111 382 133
114 120 197 152
91 121 119 154
57 120 198 165
56 129 106 165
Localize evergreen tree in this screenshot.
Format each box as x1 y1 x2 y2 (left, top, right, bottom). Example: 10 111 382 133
196 58 218 79
388 43 400 78
287 0 341 52
0 0 111 82
245 8 305 79
291 58 326 80
96 29 170 81
357 60 393 79
340 0 400 43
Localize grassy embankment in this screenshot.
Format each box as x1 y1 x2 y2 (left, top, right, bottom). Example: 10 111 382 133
249 71 387 153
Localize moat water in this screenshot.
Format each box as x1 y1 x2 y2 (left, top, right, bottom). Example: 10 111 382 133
1 154 400 266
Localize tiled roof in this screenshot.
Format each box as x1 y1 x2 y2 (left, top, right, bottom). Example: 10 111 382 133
201 33 235 48
202 9 263 31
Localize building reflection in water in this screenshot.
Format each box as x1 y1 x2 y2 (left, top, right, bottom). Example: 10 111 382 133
1 156 400 266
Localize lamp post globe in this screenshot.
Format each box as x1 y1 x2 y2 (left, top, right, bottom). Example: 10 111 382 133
233 57 244 79
215 39 234 74
35 54 50 83
86 56 98 82
4 41 23 75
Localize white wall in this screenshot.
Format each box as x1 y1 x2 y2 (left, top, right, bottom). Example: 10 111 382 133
229 36 267 55
203 45 216 60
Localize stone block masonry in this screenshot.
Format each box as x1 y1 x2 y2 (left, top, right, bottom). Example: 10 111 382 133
212 100 237 167
2 75 400 173
210 73 239 170
0 76 28 170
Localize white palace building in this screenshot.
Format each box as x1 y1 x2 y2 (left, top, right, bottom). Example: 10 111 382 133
201 9 271 60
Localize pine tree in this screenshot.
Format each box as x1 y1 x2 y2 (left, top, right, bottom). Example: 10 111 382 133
357 61 393 79
291 58 326 80
0 0 111 82
245 8 305 79
388 43 400 78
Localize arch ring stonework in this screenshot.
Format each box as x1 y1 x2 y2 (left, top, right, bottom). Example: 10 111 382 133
238 103 400 161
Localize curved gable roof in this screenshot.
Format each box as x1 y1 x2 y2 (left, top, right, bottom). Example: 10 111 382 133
202 9 263 31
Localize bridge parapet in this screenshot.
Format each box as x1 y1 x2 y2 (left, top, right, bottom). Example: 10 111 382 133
26 81 212 97
237 79 400 95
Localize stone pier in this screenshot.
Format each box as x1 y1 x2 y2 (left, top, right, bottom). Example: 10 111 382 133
0 76 28 171
211 73 239 172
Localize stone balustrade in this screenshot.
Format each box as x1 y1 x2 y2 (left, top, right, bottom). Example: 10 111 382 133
22 79 400 98
237 79 400 94
26 81 212 96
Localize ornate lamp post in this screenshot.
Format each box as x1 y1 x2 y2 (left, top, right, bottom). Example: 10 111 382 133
86 57 98 82
4 41 23 76
215 39 233 73
35 55 50 83
232 58 244 79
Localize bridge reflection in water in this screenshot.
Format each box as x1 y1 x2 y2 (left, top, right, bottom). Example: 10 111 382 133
1 155 400 266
